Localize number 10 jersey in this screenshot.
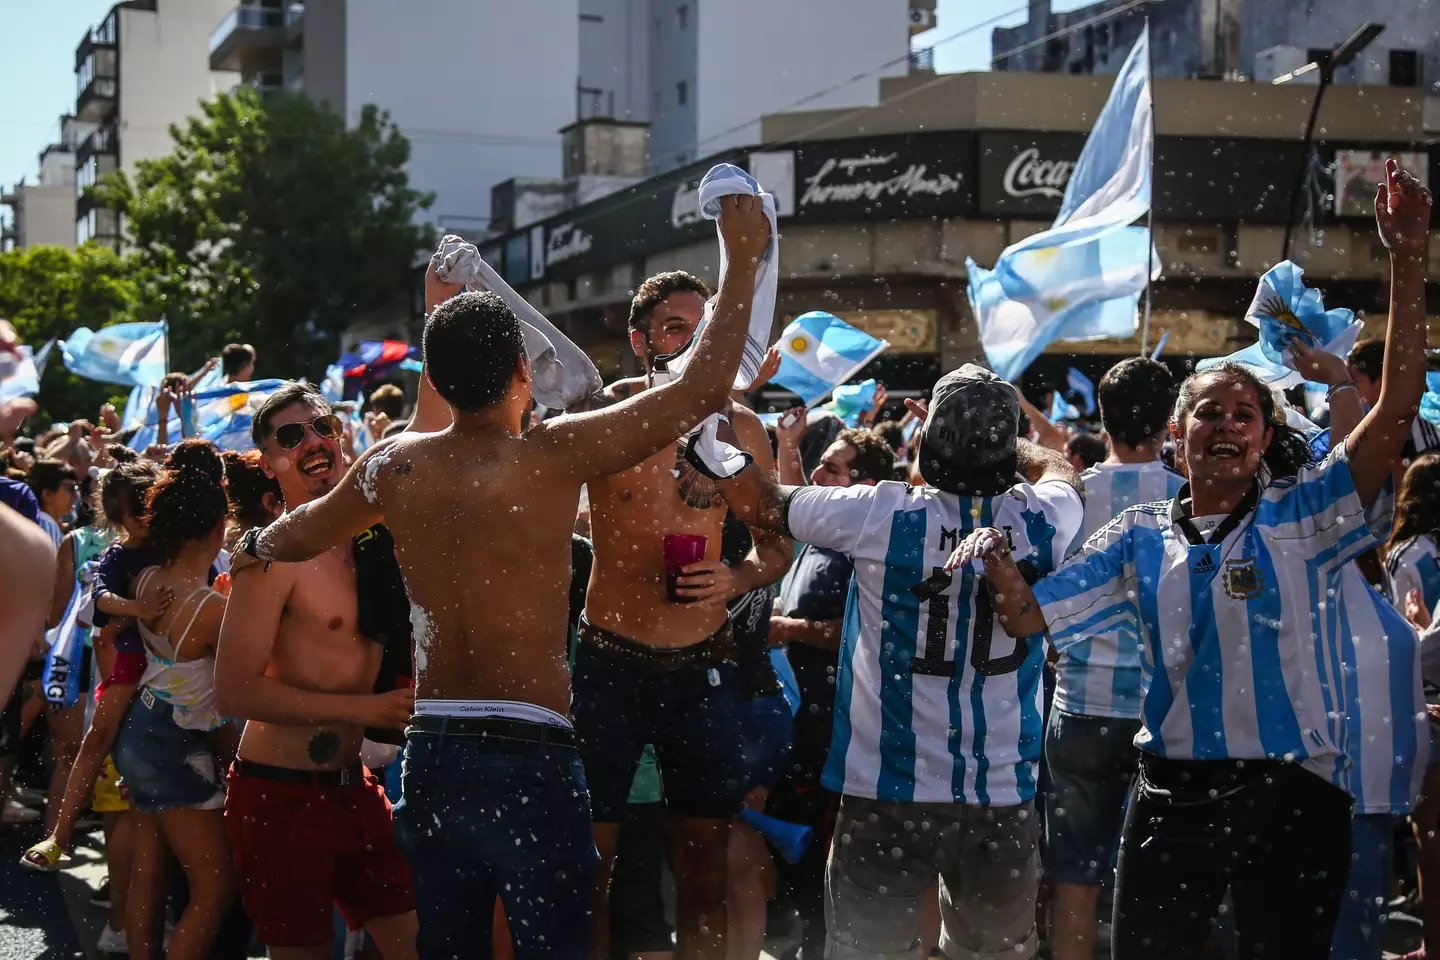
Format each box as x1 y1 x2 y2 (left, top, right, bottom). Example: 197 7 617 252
783 479 1083 806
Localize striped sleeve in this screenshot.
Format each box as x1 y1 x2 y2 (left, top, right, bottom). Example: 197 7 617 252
1387 535 1440 615
783 482 883 556
1261 441 1394 563
1031 512 1139 655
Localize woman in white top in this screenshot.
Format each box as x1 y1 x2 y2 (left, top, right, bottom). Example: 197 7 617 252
112 440 233 960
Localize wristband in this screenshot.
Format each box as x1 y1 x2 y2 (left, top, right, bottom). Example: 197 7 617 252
1327 380 1358 400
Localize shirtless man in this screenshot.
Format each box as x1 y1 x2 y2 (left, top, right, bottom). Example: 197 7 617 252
215 382 418 960
570 271 794 960
234 195 773 960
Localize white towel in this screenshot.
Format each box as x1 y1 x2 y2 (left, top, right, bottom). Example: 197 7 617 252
653 163 779 479
431 236 603 410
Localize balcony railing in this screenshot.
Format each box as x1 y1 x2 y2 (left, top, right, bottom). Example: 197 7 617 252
285 2 305 27
210 5 286 55
77 125 117 159
76 74 118 123
909 46 935 72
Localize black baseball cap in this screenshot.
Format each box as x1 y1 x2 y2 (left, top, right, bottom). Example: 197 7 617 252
917 364 1021 497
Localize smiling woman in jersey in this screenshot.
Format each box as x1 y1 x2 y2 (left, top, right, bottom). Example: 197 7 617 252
953 160 1432 960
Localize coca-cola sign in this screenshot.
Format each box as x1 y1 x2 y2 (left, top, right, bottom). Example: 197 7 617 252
978 132 1086 217
1002 147 1076 200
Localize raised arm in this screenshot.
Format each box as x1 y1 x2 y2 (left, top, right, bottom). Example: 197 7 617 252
1347 161 1433 505
1017 392 1069 452
244 441 390 564
1016 438 1083 497
716 463 800 539
215 562 411 726
773 405 808 486
537 196 772 479
408 260 468 434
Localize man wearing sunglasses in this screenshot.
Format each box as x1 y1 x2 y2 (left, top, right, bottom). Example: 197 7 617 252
234 195 772 959
216 381 419 959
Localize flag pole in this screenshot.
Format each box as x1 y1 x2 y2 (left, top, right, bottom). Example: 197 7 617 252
162 316 170 375
1140 17 1155 357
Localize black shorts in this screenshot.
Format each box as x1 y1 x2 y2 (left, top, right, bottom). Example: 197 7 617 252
572 618 748 821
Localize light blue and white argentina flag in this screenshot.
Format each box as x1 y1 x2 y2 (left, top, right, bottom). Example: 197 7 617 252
771 311 889 406
784 478 1083 805
1053 461 1186 720
1032 443 1401 799
60 321 167 387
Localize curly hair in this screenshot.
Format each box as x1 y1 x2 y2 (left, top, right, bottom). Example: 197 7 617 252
222 450 281 534
145 440 228 564
837 428 897 484
97 446 161 529
628 271 711 332
1172 363 1311 480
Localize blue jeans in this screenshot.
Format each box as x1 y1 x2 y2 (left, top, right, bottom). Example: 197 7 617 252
1330 814 1395 960
395 726 599 960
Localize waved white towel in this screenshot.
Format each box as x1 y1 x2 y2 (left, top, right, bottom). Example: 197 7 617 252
653 163 779 479
431 236 602 410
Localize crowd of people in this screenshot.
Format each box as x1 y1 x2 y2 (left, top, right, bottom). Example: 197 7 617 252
0 161 1433 960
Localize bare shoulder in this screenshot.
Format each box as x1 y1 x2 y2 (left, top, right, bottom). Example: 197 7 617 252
728 403 771 455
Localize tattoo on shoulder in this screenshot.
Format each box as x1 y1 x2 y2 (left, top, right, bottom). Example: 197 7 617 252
393 459 414 477
307 729 340 765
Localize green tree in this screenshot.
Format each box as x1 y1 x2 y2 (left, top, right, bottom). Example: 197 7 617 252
96 88 434 378
0 244 143 427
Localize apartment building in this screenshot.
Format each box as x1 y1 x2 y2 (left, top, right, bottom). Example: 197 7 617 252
73 0 237 248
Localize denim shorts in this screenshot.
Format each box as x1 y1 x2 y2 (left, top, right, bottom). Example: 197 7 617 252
113 689 225 813
736 694 794 794
1042 708 1141 886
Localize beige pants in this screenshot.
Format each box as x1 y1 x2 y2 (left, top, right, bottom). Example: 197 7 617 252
824 795 1040 960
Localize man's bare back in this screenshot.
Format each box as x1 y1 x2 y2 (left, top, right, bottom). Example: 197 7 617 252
231 543 382 769
357 428 581 715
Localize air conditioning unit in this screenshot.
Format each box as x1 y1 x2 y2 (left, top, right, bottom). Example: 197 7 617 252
908 6 934 30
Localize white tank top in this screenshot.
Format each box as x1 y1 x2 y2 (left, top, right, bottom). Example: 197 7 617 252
134 568 223 731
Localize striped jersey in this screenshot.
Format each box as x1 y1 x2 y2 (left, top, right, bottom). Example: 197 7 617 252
1056 461 1186 719
1032 444 1399 796
1385 532 1440 615
784 479 1083 806
1337 572 1428 814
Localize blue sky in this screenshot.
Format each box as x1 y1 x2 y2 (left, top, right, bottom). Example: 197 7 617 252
0 0 1095 194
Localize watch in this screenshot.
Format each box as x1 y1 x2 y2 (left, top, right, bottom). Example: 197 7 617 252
239 527 263 559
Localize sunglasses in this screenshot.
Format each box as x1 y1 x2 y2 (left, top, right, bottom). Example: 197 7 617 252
272 414 344 451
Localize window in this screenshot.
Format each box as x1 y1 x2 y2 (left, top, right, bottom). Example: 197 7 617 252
1390 49 1419 87
676 80 688 105
677 4 688 30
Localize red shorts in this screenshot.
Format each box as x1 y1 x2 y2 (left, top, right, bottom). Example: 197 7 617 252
95 651 146 702
225 763 415 946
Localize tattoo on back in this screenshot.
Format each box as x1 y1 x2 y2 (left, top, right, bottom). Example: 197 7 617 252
394 460 414 476
307 729 341 765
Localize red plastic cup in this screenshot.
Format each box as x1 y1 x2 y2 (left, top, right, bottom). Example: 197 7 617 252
663 534 708 604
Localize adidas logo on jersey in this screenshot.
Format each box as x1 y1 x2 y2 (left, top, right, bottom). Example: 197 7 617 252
1191 553 1217 575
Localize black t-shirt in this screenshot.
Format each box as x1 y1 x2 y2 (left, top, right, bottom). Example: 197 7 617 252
777 543 853 627
721 515 780 700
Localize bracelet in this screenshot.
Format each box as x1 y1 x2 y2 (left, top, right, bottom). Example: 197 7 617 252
1327 381 1358 400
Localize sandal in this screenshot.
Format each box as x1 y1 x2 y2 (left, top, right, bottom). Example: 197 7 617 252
19 838 67 872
